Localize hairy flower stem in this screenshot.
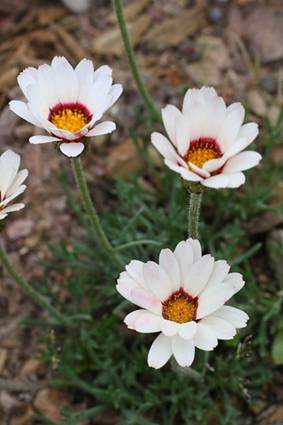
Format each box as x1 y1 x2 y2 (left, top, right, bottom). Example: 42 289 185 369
188 192 202 239
0 241 67 325
113 0 161 123
71 157 123 267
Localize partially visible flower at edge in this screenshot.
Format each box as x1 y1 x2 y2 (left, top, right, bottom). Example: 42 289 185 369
151 87 262 189
9 56 123 158
117 238 248 369
0 150 28 220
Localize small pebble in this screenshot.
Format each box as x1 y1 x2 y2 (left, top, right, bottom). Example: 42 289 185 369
260 75 277 94
208 6 223 23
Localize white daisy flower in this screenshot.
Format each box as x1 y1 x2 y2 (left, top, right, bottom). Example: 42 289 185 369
117 239 248 369
0 150 28 220
9 57 123 158
151 87 262 189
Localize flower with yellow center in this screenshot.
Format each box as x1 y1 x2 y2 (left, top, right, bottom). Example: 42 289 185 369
0 150 28 220
151 87 262 189
117 238 249 369
162 289 198 323
49 105 90 133
9 56 123 157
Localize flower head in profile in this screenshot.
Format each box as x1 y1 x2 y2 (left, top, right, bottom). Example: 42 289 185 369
9 57 123 158
117 239 248 369
0 150 28 220
151 87 261 189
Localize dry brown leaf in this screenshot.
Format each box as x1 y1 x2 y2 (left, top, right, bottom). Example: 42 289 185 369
270 145 283 166
245 6 283 63
246 90 267 118
258 405 283 425
186 60 221 86
108 0 150 23
0 349 7 373
10 407 34 425
105 138 142 177
20 358 45 377
244 211 283 235
6 219 34 241
34 388 67 422
52 24 87 61
196 36 231 70
144 7 205 50
93 15 151 56
0 67 18 92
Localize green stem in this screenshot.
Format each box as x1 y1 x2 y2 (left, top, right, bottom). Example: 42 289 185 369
188 192 202 240
71 157 123 267
114 239 161 252
113 0 161 123
0 242 67 325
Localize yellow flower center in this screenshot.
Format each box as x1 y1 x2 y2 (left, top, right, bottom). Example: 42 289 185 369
49 103 91 133
186 138 222 169
162 290 198 324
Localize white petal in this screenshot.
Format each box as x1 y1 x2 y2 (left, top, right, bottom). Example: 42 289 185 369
205 260 230 290
237 122 259 146
147 334 172 369
86 73 113 115
124 309 144 329
9 100 43 127
161 319 180 336
131 288 162 314
201 174 230 189
143 261 172 301
51 56 79 104
29 135 61 144
193 322 218 350
175 114 191 156
178 321 197 339
224 151 262 173
171 336 195 367
0 150 20 197
222 272 245 296
187 239 202 262
183 87 216 114
213 306 249 329
1 185 26 207
107 84 123 108
6 169 28 198
151 132 179 162
116 273 141 303
161 105 182 145
93 64 112 81
86 121 116 137
218 102 245 149
17 67 37 98
164 160 202 182
189 162 210 178
125 310 162 333
159 248 181 292
201 316 236 340
75 59 94 87
203 156 226 173
1 203 25 213
174 241 194 285
197 284 235 320
125 260 146 287
59 142 85 157
225 172 246 188
183 254 214 297
37 64 59 109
